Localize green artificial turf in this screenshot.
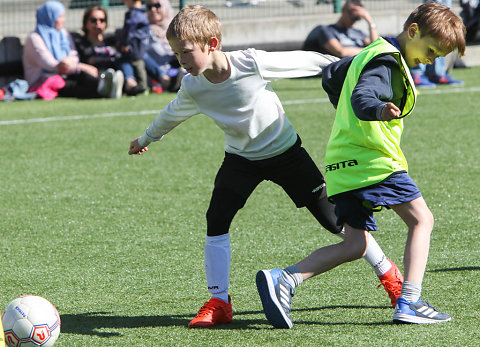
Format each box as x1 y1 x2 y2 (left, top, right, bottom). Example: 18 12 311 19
1 66 479 346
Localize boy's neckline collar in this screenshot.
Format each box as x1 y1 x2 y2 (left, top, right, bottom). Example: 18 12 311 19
203 52 231 84
384 37 401 52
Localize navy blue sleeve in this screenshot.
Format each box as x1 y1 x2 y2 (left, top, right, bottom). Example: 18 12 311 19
351 54 400 121
321 55 355 108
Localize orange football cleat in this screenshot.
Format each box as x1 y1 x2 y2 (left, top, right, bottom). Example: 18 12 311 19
378 259 404 307
188 296 233 328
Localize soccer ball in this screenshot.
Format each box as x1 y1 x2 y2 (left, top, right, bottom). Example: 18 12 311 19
1 295 60 347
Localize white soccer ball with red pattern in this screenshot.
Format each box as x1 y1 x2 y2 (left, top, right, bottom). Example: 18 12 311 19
1 295 60 347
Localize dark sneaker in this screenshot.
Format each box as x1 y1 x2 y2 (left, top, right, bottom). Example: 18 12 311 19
125 85 146 96
393 297 451 324
256 269 294 329
430 74 464 86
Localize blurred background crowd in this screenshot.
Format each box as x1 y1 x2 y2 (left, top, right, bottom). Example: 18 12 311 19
0 0 476 101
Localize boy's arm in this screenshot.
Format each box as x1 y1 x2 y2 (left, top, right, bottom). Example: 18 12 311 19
351 55 401 121
322 56 354 108
129 86 199 154
252 49 339 80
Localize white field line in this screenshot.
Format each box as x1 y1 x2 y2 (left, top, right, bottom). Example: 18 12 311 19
415 85 480 94
1 86 479 126
0 109 158 126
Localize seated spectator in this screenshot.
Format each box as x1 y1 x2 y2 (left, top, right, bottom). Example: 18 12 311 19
23 1 122 99
461 0 480 42
118 0 150 96
303 0 378 58
73 5 123 79
144 0 184 93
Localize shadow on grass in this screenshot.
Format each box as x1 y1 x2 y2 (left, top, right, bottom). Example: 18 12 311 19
60 312 190 336
61 304 392 336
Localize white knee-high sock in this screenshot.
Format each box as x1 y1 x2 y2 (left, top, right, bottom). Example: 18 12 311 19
204 234 231 303
336 229 392 276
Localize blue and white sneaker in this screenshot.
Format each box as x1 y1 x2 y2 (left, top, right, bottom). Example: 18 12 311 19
393 297 451 324
256 269 294 329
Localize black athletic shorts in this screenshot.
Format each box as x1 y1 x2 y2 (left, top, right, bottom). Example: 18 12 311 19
212 136 326 208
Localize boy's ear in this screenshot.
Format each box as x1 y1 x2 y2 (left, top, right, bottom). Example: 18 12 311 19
408 23 420 39
208 37 219 52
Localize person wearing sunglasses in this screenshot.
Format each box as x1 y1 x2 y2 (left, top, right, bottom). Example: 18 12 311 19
144 0 184 93
73 5 124 97
73 6 122 75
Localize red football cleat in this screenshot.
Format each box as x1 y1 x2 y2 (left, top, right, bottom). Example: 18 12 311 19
188 296 233 328
378 259 404 307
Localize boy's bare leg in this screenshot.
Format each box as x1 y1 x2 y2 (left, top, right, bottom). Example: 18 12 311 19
306 186 403 306
296 226 369 280
256 226 368 328
390 196 450 323
390 196 433 284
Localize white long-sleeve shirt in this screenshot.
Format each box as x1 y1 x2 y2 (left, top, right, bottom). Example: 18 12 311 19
138 48 338 160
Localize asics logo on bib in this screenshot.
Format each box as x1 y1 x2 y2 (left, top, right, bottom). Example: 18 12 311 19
326 159 358 172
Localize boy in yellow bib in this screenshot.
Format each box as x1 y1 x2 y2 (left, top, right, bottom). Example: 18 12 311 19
257 2 465 326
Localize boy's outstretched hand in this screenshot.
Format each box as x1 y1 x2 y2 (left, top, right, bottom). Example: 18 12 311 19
381 102 401 122
129 138 148 155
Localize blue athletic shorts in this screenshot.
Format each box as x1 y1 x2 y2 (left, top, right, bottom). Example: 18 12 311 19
331 172 422 231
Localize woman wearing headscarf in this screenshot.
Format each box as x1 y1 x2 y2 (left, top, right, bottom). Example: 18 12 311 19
22 1 122 99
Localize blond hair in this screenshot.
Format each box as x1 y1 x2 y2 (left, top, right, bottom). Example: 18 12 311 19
404 1 466 56
166 5 222 49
